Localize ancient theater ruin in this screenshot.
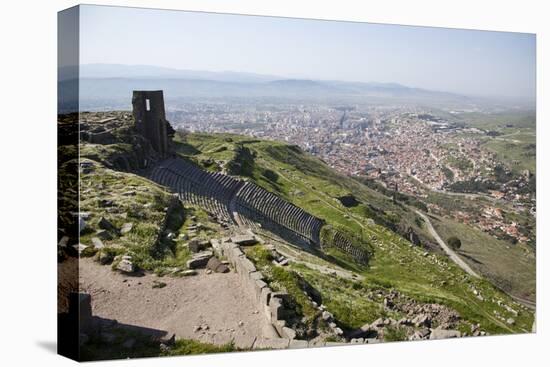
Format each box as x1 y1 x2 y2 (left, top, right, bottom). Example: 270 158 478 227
138 91 370 264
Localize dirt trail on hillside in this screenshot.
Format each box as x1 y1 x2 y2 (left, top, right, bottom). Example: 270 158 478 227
415 210 479 278
79 258 276 348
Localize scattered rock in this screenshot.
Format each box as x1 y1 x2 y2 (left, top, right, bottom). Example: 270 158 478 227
98 217 118 233
206 257 230 273
417 328 431 338
279 258 289 266
152 280 167 289
98 199 114 207
181 270 197 276
186 251 213 269
91 237 104 249
120 222 133 234
116 258 135 273
58 236 69 248
506 318 515 325
73 243 88 254
95 229 112 241
412 314 431 327
188 238 210 253
371 318 386 328
98 251 114 265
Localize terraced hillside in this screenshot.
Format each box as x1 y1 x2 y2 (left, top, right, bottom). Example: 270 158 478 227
66 112 534 360
147 157 370 263
171 131 534 334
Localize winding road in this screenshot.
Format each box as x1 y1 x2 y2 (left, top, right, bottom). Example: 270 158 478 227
414 210 479 278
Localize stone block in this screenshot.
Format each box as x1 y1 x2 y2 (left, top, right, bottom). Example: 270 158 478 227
308 340 326 348
253 337 290 350
429 328 461 340
240 258 257 273
270 298 284 320
230 247 244 264
91 237 104 249
260 287 272 306
274 319 286 336
249 271 264 281
325 342 347 347
289 339 309 349
282 326 297 340
186 251 213 269
233 334 257 349
210 239 222 256
231 234 258 246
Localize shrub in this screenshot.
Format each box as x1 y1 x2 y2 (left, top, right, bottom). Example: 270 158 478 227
383 326 408 342
447 236 462 250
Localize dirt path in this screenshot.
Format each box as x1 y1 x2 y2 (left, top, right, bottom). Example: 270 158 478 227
415 210 479 278
79 258 276 348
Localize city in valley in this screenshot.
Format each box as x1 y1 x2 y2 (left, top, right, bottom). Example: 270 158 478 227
169 102 536 248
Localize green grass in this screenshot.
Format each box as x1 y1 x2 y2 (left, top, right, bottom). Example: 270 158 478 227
431 216 535 302
244 245 320 328
451 111 536 131
174 131 534 335
383 326 408 342
291 262 386 330
483 139 536 174
79 160 222 274
162 340 238 356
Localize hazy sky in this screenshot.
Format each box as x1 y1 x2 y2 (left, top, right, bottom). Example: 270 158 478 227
80 5 536 99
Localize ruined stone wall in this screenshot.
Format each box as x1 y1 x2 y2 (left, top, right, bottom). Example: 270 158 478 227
320 226 370 265
211 239 300 346
132 90 169 157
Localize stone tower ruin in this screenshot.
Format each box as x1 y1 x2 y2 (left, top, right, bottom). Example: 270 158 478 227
132 90 169 157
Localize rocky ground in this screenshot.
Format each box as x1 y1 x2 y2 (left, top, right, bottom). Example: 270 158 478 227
79 258 277 349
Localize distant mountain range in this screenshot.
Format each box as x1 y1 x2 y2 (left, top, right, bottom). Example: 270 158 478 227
59 63 488 112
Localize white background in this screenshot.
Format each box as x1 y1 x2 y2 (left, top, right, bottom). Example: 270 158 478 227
0 0 547 366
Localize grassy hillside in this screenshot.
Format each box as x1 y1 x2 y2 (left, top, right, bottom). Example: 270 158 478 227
173 132 534 335
452 111 536 174
79 158 223 275
430 215 535 301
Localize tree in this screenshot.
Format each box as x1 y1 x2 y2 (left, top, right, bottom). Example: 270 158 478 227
447 236 462 250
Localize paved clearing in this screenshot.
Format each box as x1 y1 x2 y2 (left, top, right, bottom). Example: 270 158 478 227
79 258 276 348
